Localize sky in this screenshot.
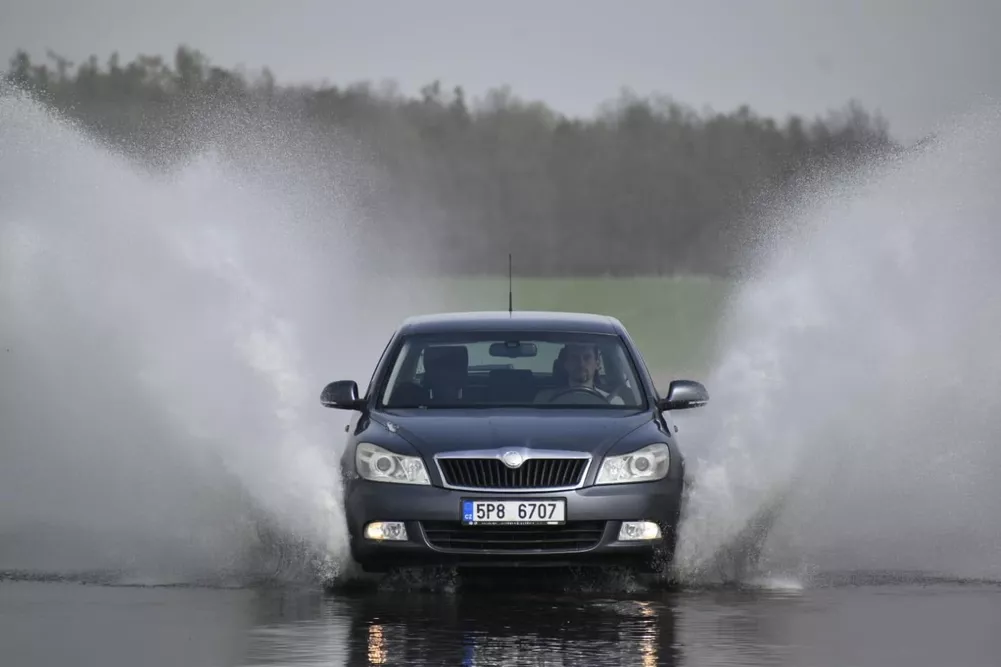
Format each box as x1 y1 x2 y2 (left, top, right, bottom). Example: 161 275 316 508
3 0 1000 143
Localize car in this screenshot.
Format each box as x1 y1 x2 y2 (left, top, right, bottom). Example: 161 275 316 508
320 310 709 575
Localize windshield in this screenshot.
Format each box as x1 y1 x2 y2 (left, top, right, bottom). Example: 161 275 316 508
376 330 648 409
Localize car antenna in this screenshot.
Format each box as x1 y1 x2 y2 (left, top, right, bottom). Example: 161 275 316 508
508 253 513 315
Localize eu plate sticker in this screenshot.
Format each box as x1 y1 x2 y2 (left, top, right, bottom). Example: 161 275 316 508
462 500 474 523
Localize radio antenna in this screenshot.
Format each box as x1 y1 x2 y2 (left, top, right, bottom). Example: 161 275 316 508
508 253 513 314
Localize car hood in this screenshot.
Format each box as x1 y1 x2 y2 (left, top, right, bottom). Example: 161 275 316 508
368 409 654 456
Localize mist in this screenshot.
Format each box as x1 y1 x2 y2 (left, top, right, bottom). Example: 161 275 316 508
0 85 450 584
673 105 1001 585
3 42 1001 592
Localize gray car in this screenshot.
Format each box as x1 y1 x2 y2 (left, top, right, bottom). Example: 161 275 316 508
321 310 709 574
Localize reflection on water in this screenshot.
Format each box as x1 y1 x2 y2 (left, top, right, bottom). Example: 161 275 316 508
353 595 673 667
4 578 1000 667
245 588 681 666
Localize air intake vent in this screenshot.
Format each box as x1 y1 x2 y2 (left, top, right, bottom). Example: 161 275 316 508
437 457 588 490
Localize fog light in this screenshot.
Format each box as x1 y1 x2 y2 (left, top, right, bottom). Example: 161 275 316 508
618 521 661 541
364 521 408 541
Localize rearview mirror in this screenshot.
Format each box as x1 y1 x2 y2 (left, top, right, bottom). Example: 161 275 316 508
657 379 709 411
489 341 538 358
320 380 363 410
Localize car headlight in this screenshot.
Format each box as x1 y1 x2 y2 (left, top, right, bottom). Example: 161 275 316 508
355 442 430 485
595 443 671 485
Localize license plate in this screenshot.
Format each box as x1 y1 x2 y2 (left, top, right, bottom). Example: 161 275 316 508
461 499 566 525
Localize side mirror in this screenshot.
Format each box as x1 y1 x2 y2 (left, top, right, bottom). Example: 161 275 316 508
320 380 363 410
657 379 709 411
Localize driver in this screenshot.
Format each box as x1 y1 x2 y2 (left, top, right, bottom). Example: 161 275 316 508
534 342 624 404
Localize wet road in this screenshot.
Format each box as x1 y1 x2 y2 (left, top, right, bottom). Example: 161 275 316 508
3 576 1000 666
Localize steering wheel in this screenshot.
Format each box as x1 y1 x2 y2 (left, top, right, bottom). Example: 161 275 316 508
546 385 611 405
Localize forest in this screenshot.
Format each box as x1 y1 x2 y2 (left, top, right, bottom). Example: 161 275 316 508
4 46 901 277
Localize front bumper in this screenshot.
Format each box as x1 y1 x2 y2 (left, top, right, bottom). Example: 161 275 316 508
343 478 683 572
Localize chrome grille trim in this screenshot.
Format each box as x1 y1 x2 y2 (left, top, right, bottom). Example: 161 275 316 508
433 447 592 492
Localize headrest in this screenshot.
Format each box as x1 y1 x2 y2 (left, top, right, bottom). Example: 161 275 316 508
552 347 568 377
424 345 469 371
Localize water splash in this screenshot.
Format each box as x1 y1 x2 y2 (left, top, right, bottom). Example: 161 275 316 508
673 104 1001 586
8 80 1001 594
0 86 445 587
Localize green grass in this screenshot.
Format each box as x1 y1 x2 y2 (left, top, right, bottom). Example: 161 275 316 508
400 274 734 383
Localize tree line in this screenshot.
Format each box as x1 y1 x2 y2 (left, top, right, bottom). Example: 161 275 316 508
4 46 901 277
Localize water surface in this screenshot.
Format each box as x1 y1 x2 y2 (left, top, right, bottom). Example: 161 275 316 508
4 578 999 666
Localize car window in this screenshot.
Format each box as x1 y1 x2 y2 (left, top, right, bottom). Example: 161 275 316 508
414 340 563 374
378 330 647 409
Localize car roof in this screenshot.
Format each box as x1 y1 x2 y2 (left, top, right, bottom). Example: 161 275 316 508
399 310 625 335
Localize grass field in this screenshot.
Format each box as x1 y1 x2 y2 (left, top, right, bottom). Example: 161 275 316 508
392 274 735 384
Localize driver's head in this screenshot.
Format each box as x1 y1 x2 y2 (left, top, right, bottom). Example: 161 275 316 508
562 342 599 386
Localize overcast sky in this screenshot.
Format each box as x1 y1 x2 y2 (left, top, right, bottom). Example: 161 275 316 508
3 0 1000 143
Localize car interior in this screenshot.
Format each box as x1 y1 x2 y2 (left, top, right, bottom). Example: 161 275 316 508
383 341 642 407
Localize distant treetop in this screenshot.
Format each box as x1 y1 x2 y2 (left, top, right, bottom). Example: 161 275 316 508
4 45 900 277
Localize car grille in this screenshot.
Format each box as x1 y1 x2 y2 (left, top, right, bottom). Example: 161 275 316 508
422 521 606 553
437 457 588 490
